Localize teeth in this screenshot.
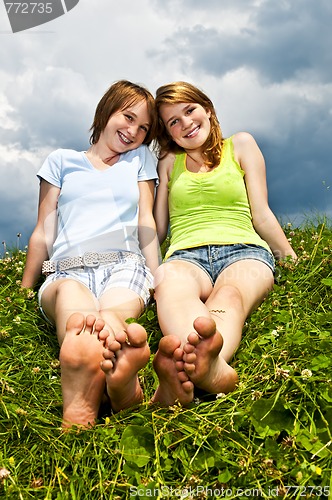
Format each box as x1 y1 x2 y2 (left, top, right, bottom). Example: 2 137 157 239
119 132 131 144
187 126 199 138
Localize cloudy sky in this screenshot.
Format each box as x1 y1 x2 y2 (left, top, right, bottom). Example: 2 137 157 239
0 0 331 251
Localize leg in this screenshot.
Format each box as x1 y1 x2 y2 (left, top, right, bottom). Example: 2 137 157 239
98 288 151 412
41 279 108 427
183 260 274 393
151 335 194 406
152 261 212 405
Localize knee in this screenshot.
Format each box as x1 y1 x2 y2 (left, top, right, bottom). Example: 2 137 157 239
55 279 81 299
216 285 244 312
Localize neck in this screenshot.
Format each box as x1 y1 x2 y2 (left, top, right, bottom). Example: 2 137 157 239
88 144 120 166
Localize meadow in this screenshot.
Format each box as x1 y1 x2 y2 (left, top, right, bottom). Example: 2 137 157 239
0 220 331 499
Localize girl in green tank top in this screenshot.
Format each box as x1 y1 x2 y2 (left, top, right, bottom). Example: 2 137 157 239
150 81 297 407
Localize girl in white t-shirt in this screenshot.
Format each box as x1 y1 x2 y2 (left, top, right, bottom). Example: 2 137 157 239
22 80 159 428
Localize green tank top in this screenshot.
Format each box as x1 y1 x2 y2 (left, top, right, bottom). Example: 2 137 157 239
165 136 271 259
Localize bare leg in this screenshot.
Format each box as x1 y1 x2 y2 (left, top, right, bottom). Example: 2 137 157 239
100 322 150 412
41 281 146 426
155 259 274 396
151 335 194 406
183 316 238 394
60 313 107 428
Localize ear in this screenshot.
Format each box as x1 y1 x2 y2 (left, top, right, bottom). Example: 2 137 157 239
205 108 212 118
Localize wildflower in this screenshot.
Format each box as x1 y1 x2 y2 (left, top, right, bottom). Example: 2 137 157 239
13 316 21 324
50 360 60 369
16 408 27 416
193 397 201 405
271 329 279 338
0 329 10 339
301 369 312 379
251 390 262 400
315 466 322 476
27 290 35 299
275 367 290 379
31 477 43 488
32 367 40 373
0 468 10 481
216 392 226 399
281 436 294 448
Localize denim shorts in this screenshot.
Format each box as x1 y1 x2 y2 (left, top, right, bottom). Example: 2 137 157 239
38 253 154 323
165 244 275 284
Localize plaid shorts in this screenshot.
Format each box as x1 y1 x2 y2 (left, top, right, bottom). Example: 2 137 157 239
38 252 154 309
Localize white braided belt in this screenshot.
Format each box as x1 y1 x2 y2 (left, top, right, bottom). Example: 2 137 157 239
42 251 144 275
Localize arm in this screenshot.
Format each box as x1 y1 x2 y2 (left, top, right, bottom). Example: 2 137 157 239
233 132 297 261
138 180 160 275
21 180 60 288
153 153 175 244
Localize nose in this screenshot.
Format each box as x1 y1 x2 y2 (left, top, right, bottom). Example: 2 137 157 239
181 116 192 130
128 125 139 138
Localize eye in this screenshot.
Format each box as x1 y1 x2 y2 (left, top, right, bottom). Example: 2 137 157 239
124 114 134 122
186 107 195 115
140 125 149 133
169 118 178 127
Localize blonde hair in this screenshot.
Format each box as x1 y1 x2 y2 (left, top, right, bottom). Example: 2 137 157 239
90 80 157 146
155 81 223 168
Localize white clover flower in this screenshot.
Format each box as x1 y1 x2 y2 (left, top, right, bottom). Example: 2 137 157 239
301 369 312 379
275 367 290 379
216 392 226 399
251 390 262 400
271 329 279 337
0 468 10 480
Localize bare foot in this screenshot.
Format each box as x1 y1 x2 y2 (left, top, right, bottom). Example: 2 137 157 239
100 323 150 413
183 317 239 394
59 313 107 428
151 335 194 406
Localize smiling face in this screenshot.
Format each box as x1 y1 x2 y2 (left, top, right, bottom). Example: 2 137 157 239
159 102 211 152
100 99 151 154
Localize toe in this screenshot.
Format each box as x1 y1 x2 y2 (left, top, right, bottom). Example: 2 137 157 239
158 335 181 356
193 316 216 338
66 313 85 334
85 314 97 334
126 323 147 347
187 332 201 346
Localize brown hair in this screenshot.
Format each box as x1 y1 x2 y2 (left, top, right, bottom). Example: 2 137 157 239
89 80 157 146
155 81 223 168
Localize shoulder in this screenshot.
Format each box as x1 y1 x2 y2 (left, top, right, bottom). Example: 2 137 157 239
231 132 257 150
157 152 176 177
231 132 263 164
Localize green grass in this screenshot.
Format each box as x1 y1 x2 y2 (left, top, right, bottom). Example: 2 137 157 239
0 220 331 499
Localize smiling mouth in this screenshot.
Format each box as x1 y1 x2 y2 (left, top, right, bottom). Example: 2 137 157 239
185 126 200 138
118 131 132 144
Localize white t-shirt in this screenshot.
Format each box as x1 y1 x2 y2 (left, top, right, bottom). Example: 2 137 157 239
37 146 158 260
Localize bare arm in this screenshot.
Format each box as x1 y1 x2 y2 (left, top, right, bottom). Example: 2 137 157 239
153 153 175 244
21 180 60 288
233 132 297 261
138 180 160 275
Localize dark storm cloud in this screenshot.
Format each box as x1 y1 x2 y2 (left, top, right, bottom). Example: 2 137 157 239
152 0 332 83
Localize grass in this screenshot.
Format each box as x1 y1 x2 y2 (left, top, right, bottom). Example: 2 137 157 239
0 220 331 499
